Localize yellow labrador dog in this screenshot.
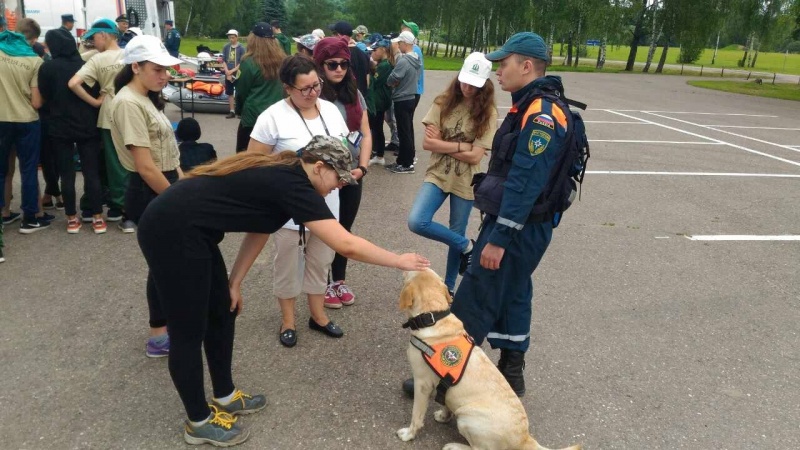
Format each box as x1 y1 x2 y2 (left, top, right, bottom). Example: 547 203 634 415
397 269 581 450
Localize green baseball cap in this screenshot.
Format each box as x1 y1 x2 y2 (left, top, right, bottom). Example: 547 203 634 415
486 32 548 62
83 18 120 40
402 20 419 38
299 136 357 185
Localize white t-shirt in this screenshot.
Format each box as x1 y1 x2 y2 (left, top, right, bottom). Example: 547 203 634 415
251 98 349 230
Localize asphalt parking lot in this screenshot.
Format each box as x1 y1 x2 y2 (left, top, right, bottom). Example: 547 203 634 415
1 71 798 449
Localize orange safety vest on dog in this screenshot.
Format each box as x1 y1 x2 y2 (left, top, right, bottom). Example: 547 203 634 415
411 334 475 403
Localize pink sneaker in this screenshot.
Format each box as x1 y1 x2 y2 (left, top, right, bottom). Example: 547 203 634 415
334 281 355 306
323 284 342 309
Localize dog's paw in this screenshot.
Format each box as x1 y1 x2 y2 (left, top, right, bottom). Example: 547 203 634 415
396 427 416 442
433 408 453 423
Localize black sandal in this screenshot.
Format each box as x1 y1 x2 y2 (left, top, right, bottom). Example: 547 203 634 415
279 328 297 347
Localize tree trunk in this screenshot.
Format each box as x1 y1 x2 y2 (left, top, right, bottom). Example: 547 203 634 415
655 38 670 73
643 6 662 73
740 33 751 67
625 0 649 71
597 36 606 69
560 35 565 56
574 16 582 67
749 39 760 67
184 3 193 36
567 30 573 66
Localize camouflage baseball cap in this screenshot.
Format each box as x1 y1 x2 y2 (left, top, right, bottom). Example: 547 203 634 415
300 135 357 185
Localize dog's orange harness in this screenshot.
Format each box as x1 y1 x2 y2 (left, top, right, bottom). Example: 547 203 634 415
410 334 475 404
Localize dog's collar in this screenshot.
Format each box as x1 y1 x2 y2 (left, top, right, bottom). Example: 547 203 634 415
402 309 451 330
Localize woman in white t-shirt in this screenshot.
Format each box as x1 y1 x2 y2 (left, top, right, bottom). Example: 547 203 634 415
248 54 349 347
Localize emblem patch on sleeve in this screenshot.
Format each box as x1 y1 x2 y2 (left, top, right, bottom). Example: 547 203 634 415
533 114 554 130
529 130 551 156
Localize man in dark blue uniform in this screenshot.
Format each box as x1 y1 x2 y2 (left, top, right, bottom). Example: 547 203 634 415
60 14 75 32
452 32 569 397
401 32 573 399
163 20 181 58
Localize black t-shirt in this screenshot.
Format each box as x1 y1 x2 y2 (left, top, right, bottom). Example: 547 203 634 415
349 46 370 98
137 164 335 253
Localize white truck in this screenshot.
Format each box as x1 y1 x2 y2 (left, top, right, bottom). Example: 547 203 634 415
2 0 175 39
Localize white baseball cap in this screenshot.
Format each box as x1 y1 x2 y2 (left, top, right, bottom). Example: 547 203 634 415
392 30 415 45
312 28 325 39
122 35 182 66
227 29 238 36
458 52 492 88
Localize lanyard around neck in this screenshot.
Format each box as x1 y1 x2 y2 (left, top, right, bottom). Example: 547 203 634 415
289 99 330 137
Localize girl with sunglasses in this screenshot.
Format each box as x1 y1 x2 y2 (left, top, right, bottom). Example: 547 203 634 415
248 54 351 348
312 37 372 309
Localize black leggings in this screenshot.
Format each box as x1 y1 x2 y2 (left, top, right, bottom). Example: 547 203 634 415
368 111 386 157
138 233 236 421
41 124 61 197
236 124 253 153
331 179 363 281
55 137 102 216
127 170 179 329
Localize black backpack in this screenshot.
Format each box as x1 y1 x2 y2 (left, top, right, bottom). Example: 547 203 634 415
472 84 590 228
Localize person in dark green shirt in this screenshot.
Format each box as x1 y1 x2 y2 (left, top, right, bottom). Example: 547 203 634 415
163 20 181 58
367 39 394 166
234 22 285 152
270 20 292 56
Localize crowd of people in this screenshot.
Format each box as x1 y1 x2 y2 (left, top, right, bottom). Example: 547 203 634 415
1 13 571 450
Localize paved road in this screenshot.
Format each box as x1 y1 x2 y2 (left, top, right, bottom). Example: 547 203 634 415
1 71 798 449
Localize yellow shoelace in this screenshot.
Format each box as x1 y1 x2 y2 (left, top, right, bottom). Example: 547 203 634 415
230 390 252 407
209 406 237 430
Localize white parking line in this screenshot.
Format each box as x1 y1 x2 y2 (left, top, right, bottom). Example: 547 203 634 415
586 171 800 178
705 126 800 131
591 140 723 144
626 110 779 118
585 121 650 124
686 235 800 241
643 111 800 155
605 110 800 168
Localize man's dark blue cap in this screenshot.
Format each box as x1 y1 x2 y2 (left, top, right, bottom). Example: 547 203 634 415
486 32 548 62
62 14 75 23
164 20 174 26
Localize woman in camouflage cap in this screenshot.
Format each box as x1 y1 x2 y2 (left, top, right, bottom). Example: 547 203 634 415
136 135 430 447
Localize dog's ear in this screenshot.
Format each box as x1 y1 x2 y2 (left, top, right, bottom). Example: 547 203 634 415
399 283 416 311
443 284 453 305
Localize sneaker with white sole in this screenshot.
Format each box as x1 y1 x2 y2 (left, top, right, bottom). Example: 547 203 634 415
118 219 135 233
67 218 82 234
333 281 355 306
324 284 342 309
388 164 415 174
212 389 267 416
19 218 50 234
184 405 250 447
93 218 107 234
368 156 385 166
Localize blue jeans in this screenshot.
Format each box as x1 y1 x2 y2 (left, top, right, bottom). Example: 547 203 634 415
407 182 472 290
0 121 41 219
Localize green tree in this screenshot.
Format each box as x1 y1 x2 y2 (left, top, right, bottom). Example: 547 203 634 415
264 0 288 28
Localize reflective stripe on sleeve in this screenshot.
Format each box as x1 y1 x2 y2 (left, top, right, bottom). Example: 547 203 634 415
497 217 524 230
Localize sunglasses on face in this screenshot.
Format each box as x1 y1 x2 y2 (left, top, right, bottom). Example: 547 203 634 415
324 60 350 71
292 80 324 97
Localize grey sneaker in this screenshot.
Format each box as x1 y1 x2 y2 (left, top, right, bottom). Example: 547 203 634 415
212 390 267 416
184 405 249 447
118 219 135 233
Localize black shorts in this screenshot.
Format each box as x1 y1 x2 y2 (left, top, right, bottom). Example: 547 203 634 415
224 79 235 96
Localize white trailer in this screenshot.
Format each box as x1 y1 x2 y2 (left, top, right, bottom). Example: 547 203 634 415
2 0 175 39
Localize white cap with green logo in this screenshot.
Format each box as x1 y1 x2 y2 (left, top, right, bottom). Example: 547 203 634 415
458 52 492 88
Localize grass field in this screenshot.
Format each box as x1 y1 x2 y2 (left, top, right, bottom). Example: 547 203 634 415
179 38 800 76
687 80 800 101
